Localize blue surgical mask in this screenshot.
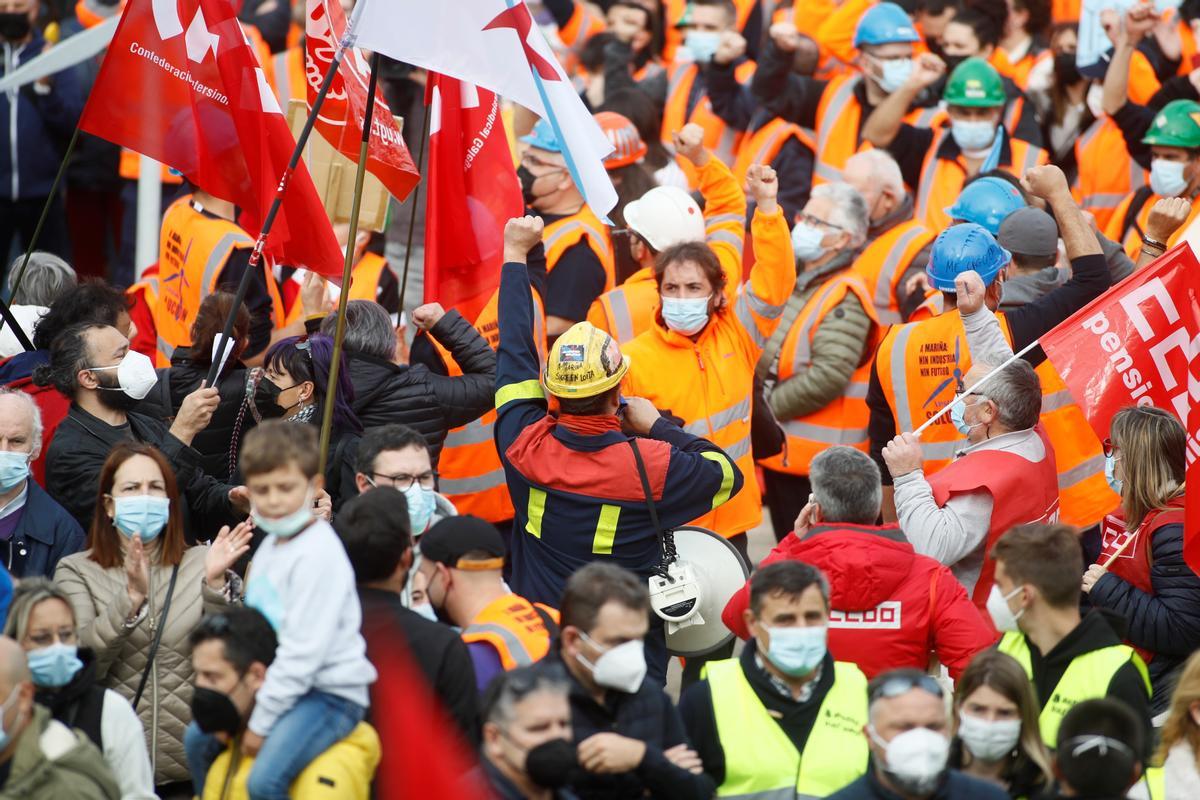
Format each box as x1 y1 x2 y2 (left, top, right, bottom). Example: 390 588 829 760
0 451 30 491
878 58 914 93
949 394 982 437
951 119 998 153
790 222 827 263
251 487 315 539
0 686 21 751
113 495 170 542
683 30 721 63
1105 452 1123 494
404 483 437 536
764 624 827 677
661 295 712 335
1150 158 1188 198
27 643 83 688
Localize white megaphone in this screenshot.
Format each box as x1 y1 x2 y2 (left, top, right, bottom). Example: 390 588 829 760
648 526 749 657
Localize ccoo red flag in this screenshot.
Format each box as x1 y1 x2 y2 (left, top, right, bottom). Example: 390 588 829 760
80 0 343 277
1040 244 1200 570
305 0 419 203
425 73 523 323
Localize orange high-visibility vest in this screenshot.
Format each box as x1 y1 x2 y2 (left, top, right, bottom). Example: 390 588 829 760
915 129 1049 233
874 309 1013 475
555 0 606 49
461 594 559 671
1106 190 1200 261
732 118 816 186
272 46 306 108
544 205 616 293
1075 117 1147 231
587 267 659 344
850 219 935 326
282 253 391 327
1036 360 1121 527
990 46 1051 92
154 197 285 367
663 61 757 187
660 0 758 64
908 292 943 322
436 290 547 523
125 272 160 361
759 275 880 476
1052 0 1081 23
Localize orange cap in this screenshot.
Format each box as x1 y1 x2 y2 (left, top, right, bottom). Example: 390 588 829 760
595 111 648 170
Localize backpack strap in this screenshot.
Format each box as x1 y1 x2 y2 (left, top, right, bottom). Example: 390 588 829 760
1122 185 1155 244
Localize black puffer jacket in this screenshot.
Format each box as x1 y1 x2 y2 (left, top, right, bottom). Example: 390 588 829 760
1089 504 1200 715
347 310 495 465
137 348 253 482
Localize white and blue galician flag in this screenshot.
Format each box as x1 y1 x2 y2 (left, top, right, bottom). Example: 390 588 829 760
352 0 617 221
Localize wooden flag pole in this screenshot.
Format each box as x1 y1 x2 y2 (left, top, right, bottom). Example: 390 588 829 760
319 52 382 476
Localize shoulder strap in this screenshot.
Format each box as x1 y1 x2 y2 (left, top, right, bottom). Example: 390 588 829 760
132 563 180 710
532 605 560 639
629 438 673 575
1122 185 1155 243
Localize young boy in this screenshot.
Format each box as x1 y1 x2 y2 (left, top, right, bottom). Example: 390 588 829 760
185 420 376 799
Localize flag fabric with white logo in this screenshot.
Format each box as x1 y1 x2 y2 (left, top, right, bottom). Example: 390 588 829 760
305 0 419 203
1039 243 1200 572
424 72 523 322
352 0 617 220
80 0 344 276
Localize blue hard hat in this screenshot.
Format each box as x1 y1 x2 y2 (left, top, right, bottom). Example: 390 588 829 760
926 223 1011 291
944 177 1026 236
520 119 563 154
853 2 921 48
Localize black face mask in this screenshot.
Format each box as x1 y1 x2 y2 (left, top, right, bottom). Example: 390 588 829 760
0 13 30 41
191 686 242 735
1054 51 1082 87
93 371 141 413
252 378 288 419
941 54 967 74
525 738 577 788
517 165 541 207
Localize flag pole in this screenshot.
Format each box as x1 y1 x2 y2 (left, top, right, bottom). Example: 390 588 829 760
319 53 381 476
911 339 1041 437
0 123 82 348
398 102 431 311
205 33 355 387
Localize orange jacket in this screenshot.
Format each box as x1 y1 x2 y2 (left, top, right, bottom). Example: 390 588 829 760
587 267 659 344
1075 116 1147 231
621 204 794 537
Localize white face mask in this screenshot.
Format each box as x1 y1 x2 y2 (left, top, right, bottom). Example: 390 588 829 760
791 222 828 263
986 584 1025 632
876 57 914 93
576 633 647 694
951 119 998 155
869 725 950 795
957 712 1021 762
89 350 158 400
1086 82 1104 119
1150 158 1189 198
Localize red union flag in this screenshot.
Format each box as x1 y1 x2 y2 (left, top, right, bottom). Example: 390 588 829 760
305 0 419 203
80 0 343 276
1040 243 1200 570
424 73 522 322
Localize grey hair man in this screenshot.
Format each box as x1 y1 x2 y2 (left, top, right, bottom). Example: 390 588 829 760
0 252 77 357
759 182 878 541
0 388 84 579
0 636 120 798
882 268 1061 605
481 664 576 799
842 150 935 323
824 668 1008 800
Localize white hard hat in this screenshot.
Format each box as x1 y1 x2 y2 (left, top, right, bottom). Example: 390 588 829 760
623 187 706 252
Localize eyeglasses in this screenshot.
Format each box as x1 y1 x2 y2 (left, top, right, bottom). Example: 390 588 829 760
796 211 847 232
369 471 438 491
869 673 945 703
1102 438 1119 458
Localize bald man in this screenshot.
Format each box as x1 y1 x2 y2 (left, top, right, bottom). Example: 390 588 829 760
0 636 118 797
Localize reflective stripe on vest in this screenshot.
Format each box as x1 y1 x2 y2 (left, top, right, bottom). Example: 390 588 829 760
544 219 613 263
914 129 949 224
999 631 1150 747
814 75 860 183
863 224 930 325
604 289 636 343
444 417 493 448
462 623 535 667
273 50 291 107
708 658 869 799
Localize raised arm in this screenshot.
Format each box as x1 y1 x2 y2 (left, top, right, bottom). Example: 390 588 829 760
862 53 946 148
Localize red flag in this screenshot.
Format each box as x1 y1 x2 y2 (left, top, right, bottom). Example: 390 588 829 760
1040 244 1200 570
80 0 343 276
425 73 523 323
305 0 419 203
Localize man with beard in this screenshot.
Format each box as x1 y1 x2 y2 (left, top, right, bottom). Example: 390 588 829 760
36 322 247 533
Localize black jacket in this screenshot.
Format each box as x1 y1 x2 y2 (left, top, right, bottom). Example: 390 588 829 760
45 404 236 539
34 648 106 750
1089 512 1200 715
536 651 715 800
358 588 479 744
679 643 836 787
827 765 1009 800
347 310 495 466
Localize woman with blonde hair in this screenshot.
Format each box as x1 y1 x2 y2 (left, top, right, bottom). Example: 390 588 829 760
1083 405 1200 715
1132 651 1200 798
950 650 1054 799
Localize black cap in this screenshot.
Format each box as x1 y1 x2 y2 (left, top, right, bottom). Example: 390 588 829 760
420 515 506 570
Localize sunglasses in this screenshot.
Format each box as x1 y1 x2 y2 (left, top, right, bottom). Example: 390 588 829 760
870 674 945 704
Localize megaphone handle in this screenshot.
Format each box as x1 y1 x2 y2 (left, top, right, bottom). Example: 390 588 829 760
629 438 677 579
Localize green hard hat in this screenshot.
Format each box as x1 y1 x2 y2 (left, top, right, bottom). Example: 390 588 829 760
942 57 1006 108
1142 99 1200 149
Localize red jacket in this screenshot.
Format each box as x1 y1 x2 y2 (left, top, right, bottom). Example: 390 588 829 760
722 523 997 679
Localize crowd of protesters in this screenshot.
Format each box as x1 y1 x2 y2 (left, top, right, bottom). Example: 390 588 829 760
0 0 1198 798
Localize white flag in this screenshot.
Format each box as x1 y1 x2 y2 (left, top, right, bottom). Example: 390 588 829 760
352 0 616 220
